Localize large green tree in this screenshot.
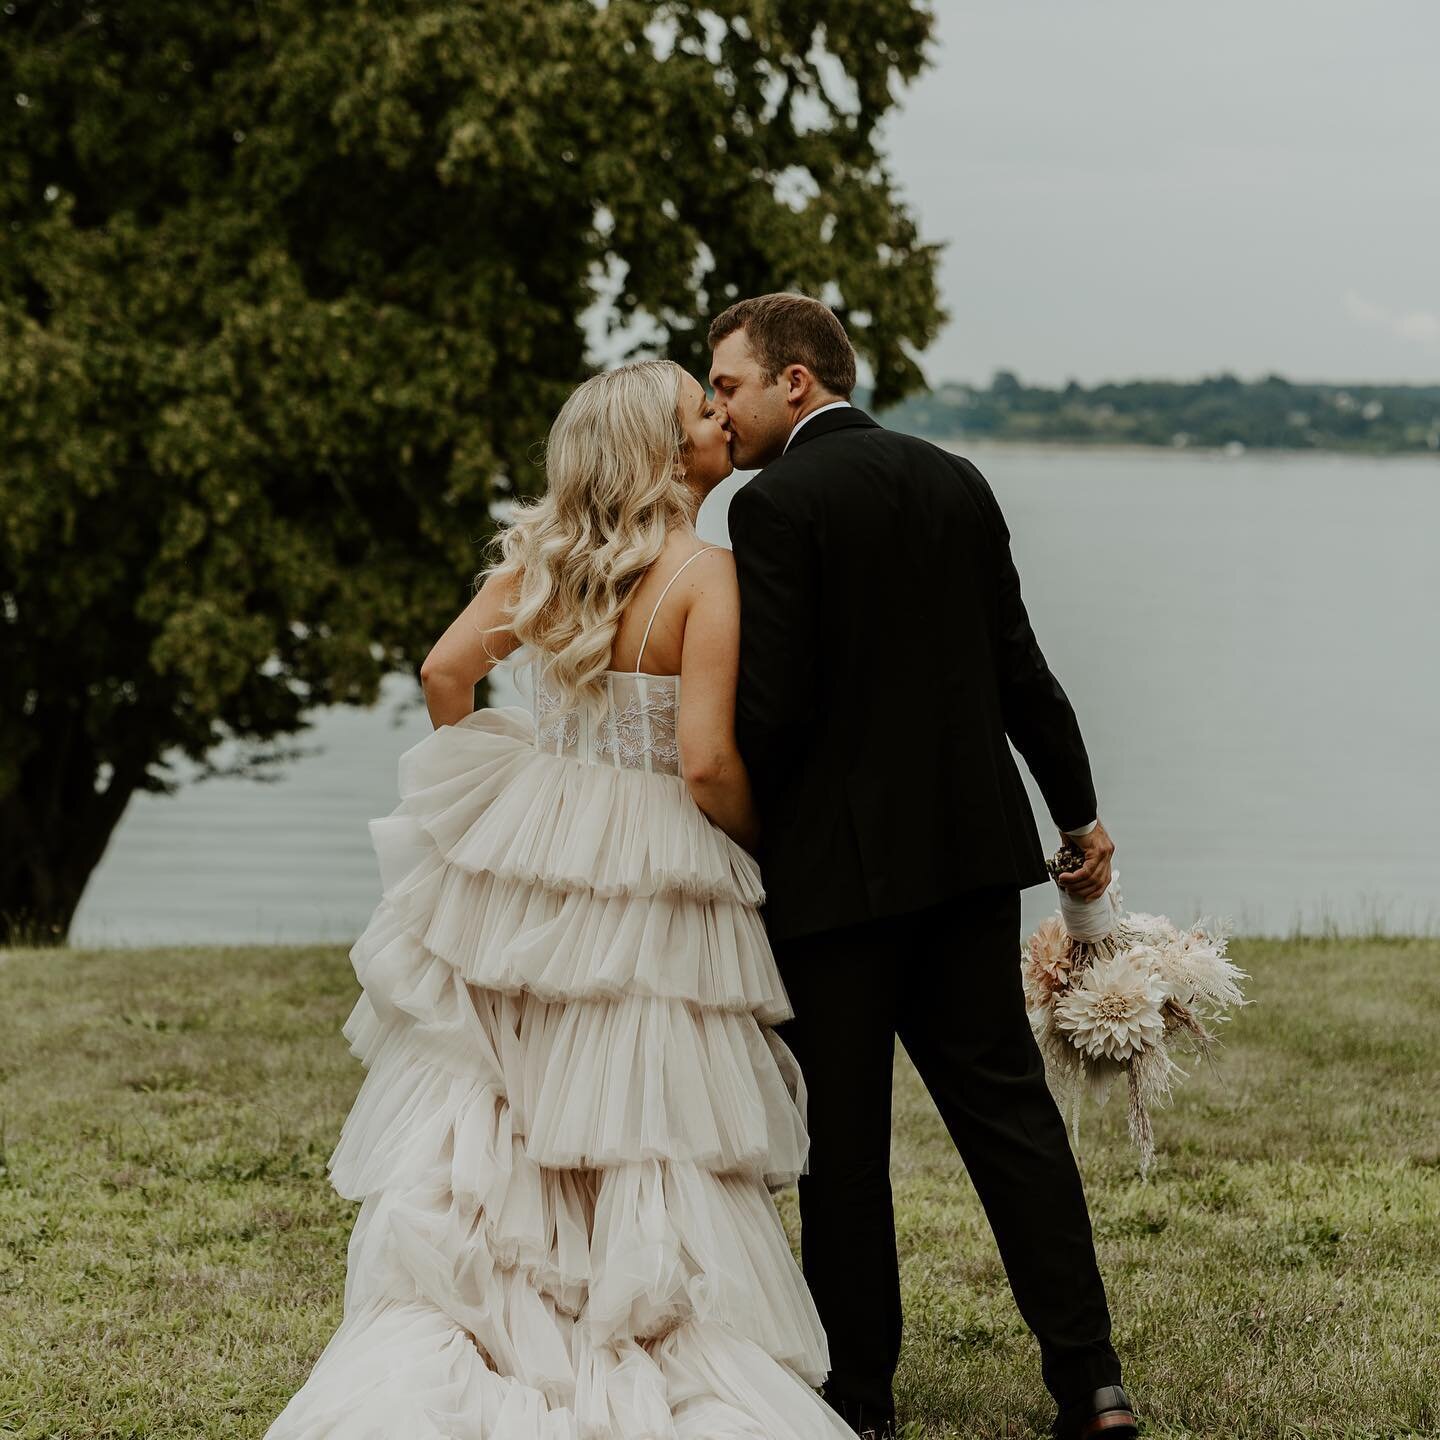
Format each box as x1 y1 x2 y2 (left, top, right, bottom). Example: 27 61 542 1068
0 0 943 943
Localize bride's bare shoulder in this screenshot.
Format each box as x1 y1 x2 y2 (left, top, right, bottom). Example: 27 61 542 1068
676 547 738 637
654 532 734 581
655 539 735 620
679 540 736 589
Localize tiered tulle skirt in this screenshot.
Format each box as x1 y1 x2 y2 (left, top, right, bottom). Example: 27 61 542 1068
264 706 855 1439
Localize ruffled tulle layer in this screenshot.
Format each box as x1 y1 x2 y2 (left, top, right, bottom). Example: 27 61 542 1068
380 708 764 906
335 984 809 1186
342 1162 829 1373
265 704 851 1438
358 860 790 1022
266 1301 851 1440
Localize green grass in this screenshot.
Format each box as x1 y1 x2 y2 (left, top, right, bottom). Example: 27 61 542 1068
1 937 1436 1439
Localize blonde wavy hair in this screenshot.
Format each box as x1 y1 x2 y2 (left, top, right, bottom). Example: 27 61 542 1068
479 360 699 715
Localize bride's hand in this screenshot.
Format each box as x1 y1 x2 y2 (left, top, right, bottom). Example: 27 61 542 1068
1055 820 1114 901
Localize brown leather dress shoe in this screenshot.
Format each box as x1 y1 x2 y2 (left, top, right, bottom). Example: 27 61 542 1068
1052 1383 1138 1439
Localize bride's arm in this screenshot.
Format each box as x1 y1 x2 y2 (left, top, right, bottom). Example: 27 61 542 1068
419 567 523 728
676 550 760 851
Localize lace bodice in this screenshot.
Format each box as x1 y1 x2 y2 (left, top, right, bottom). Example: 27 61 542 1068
522 545 723 780
531 656 683 777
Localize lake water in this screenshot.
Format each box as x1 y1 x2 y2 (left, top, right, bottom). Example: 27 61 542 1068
71 443 1439 948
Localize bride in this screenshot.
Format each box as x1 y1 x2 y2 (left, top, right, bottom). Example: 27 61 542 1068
263 361 859 1439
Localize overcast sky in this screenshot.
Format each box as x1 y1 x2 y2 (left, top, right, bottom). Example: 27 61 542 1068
878 0 1440 386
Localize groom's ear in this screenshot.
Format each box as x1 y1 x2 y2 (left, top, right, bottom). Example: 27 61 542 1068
784 364 816 403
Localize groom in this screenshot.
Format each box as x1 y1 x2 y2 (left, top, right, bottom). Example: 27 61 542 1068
710 294 1136 1440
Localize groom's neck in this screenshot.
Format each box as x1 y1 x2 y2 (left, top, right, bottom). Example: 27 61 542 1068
788 392 846 430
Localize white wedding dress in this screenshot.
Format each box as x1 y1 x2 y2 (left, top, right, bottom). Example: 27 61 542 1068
265 586 856 1438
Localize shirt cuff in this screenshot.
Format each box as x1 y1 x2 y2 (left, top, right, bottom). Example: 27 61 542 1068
1061 818 1098 838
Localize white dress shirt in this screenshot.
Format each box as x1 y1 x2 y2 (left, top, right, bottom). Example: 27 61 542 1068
782 400 852 453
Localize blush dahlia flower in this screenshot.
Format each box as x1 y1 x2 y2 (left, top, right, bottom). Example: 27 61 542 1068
1023 916 1073 1002
1053 949 1168 1062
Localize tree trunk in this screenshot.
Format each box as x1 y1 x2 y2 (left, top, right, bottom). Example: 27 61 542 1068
0 720 141 947
0 842 97 946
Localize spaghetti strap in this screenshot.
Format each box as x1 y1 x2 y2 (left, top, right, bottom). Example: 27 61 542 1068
634 546 723 673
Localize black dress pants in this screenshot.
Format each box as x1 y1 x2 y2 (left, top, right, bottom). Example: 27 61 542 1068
771 884 1122 1433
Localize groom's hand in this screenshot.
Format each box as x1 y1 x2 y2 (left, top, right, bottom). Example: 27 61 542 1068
1056 820 1114 901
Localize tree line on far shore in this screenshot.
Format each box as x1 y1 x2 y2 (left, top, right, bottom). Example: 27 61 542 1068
876 372 1440 454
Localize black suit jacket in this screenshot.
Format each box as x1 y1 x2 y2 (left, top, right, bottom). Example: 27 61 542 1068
727 407 1096 942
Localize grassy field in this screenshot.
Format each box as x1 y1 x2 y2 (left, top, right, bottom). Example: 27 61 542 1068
1 935 1436 1439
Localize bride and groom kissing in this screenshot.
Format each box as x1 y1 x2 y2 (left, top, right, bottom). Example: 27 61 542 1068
264 294 1138 1440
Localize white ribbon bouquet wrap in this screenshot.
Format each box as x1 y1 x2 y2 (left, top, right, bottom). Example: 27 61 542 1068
1022 849 1249 1177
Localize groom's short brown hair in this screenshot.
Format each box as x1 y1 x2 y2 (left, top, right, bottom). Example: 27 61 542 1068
708 293 857 399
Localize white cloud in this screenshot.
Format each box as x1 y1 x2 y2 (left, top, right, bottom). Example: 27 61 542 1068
1344 291 1440 347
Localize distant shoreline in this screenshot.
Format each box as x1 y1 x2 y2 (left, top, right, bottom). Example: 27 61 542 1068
912 433 1440 461
873 373 1440 459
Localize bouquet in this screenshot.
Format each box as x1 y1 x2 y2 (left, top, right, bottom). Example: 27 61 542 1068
1022 848 1248 1177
